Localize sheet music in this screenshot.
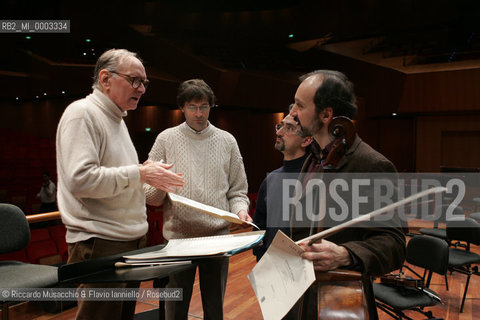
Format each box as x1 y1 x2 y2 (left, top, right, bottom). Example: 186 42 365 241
115 260 192 268
168 193 260 230
248 186 447 320
248 231 315 320
123 231 265 261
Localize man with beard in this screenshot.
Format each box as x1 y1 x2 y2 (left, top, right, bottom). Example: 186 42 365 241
288 70 406 319
252 111 312 261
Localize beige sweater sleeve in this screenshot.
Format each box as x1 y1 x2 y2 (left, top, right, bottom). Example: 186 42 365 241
226 138 250 214
143 133 167 206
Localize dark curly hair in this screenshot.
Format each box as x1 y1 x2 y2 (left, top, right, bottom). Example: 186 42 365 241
177 79 216 108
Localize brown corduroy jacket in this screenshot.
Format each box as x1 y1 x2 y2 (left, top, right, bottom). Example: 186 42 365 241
289 135 407 320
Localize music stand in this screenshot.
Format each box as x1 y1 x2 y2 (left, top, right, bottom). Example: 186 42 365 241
58 244 194 320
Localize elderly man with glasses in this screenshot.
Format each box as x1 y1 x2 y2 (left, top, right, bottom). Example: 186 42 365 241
252 110 313 262
56 49 185 320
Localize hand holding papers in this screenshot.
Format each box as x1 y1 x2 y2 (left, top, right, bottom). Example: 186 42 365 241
168 193 259 229
248 231 315 320
248 187 447 320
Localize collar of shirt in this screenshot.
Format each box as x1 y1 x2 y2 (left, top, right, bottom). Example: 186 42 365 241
310 139 334 164
89 89 127 122
184 121 210 134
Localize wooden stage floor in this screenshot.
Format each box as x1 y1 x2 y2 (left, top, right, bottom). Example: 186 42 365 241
2 224 480 320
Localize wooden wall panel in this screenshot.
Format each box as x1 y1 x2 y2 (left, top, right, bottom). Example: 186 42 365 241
377 118 416 172
416 115 480 172
441 131 480 169
399 69 480 113
0 99 69 140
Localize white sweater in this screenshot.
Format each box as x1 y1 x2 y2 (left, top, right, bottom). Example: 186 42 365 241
56 89 148 243
144 122 249 240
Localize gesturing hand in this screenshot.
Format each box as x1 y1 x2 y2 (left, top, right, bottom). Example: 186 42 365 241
140 160 185 193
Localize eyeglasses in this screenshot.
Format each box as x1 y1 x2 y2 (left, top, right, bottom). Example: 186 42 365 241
110 71 149 89
275 123 300 135
184 104 210 112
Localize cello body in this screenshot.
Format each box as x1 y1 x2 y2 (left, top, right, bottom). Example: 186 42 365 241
290 270 371 320
315 270 370 320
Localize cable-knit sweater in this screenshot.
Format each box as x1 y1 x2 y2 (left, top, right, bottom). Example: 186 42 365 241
144 122 249 240
56 89 147 243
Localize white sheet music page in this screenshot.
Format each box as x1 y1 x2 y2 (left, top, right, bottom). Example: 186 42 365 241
123 231 265 260
168 193 260 229
248 230 315 320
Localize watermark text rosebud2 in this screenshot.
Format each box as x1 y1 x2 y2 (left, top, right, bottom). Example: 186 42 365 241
264 173 471 229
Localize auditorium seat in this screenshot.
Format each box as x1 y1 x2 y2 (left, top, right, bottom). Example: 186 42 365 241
147 205 164 245
470 211 480 223
0 249 28 263
473 197 480 211
247 192 258 218
48 224 66 238
0 189 7 202
27 228 63 264
470 198 480 223
9 195 27 213
48 225 68 262
26 240 61 265
30 228 51 242
0 130 57 213
0 203 58 320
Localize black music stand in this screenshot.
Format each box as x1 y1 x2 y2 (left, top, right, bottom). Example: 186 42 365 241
58 244 194 320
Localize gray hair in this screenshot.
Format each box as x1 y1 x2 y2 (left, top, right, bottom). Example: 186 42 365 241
92 49 142 90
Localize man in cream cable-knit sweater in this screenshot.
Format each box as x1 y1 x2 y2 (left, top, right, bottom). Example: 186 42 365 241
56 49 185 320
144 79 251 320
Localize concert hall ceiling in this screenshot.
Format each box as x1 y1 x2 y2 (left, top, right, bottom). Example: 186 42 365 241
1 0 480 110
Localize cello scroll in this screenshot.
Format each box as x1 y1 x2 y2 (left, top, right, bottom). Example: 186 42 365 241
321 116 356 170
